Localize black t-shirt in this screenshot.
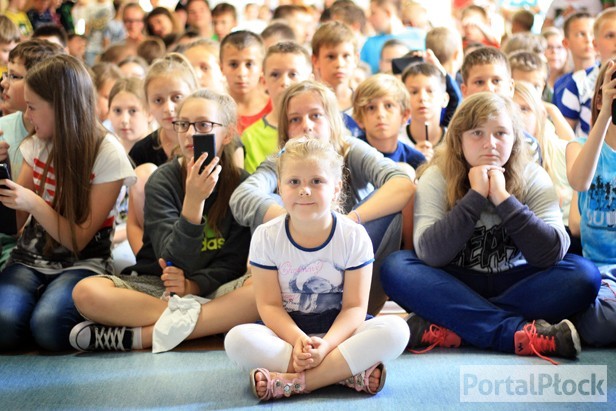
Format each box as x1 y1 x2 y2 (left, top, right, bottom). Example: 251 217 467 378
128 129 169 167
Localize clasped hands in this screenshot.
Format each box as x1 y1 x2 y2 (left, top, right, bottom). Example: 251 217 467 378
292 335 332 372
468 165 510 206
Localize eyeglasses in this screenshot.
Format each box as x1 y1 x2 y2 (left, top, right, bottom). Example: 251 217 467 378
1 73 24 84
172 120 223 133
123 18 144 24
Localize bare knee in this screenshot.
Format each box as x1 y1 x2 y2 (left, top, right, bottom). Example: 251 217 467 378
72 277 116 319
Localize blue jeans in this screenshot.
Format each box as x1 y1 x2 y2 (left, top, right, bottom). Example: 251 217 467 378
381 251 601 353
573 266 616 346
0 264 95 351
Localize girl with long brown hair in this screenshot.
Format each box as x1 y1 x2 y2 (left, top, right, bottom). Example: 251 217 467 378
0 55 135 351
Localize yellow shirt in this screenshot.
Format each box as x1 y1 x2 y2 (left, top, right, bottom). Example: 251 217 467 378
3 10 33 38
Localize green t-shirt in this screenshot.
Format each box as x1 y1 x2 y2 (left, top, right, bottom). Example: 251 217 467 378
241 117 278 174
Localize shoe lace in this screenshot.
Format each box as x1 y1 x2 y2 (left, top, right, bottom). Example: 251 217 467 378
601 280 616 303
521 321 558 365
94 326 127 351
410 324 452 354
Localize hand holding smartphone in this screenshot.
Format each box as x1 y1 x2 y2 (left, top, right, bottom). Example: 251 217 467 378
0 162 17 235
612 70 616 126
193 133 216 173
0 162 10 189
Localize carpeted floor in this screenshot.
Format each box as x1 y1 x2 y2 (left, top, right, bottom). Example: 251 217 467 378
1 331 615 410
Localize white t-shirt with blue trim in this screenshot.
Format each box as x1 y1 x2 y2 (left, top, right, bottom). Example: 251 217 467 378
249 213 374 315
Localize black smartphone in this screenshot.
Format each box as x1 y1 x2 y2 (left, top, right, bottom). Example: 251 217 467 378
612 70 616 126
193 133 216 172
0 162 17 235
392 54 424 75
0 163 10 189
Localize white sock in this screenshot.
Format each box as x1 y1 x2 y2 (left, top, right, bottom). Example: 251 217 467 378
131 327 143 350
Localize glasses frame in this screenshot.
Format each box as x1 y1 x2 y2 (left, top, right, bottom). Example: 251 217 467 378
172 120 224 134
1 73 24 84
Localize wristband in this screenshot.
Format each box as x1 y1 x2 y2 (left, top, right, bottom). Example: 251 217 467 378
351 209 362 225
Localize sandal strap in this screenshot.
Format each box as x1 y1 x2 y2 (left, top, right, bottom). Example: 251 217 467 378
338 363 386 395
251 368 308 401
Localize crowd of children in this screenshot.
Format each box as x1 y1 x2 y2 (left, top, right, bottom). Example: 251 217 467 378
0 0 616 402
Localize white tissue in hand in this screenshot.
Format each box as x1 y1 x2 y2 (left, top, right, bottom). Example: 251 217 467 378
152 294 209 353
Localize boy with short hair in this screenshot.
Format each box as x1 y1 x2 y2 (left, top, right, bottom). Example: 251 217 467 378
0 16 21 78
260 21 296 50
379 39 409 74
211 2 238 41
185 0 212 39
508 50 549 95
461 46 541 163
311 21 362 137
242 41 313 173
220 30 271 134
552 10 612 137
0 39 64 179
400 62 449 162
425 26 464 80
361 0 425 74
352 73 425 170
272 4 315 47
460 46 515 97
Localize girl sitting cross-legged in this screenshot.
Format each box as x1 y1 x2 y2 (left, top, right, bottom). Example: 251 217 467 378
224 138 409 401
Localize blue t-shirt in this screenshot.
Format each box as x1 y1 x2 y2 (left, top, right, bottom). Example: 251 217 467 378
343 112 363 138
360 29 426 74
575 137 616 265
358 134 425 170
552 65 598 138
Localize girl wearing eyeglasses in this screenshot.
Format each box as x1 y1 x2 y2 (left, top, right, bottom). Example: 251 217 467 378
68 89 255 353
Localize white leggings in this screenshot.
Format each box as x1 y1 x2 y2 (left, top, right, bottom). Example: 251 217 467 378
224 315 409 375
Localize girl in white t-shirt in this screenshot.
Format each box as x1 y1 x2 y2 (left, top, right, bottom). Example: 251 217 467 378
225 138 409 401
0 55 135 351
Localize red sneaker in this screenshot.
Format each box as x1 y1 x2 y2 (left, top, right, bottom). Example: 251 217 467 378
406 313 461 354
514 319 581 365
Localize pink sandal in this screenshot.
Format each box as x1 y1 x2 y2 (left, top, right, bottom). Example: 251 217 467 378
339 362 386 395
250 368 309 401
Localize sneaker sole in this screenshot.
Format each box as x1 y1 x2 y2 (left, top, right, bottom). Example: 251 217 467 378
69 320 94 351
561 319 582 357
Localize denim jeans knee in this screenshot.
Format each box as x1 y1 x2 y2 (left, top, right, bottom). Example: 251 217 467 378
0 264 42 350
30 269 95 351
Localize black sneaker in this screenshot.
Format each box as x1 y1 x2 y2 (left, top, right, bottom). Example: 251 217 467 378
70 321 133 352
406 313 461 353
514 319 581 364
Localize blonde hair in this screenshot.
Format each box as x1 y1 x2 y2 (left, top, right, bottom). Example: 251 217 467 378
277 80 349 157
593 7 616 38
108 77 147 110
277 137 345 212
591 61 614 125
352 74 409 125
425 26 462 66
144 52 199 100
420 92 529 209
514 81 560 184
144 53 199 148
